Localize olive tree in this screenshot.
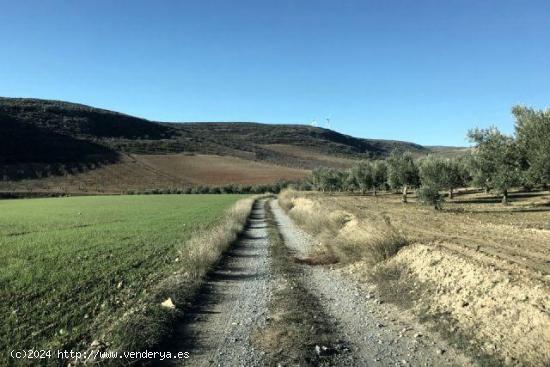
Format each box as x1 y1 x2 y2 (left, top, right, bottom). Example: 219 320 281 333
310 167 345 192
342 169 358 192
350 162 373 194
465 152 492 193
418 155 445 209
371 160 388 196
310 167 325 191
442 158 466 199
467 127 521 204
386 151 419 203
418 156 468 208
350 160 388 196
513 106 550 187
417 185 443 210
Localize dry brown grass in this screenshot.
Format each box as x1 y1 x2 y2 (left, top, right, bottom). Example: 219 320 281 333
278 189 408 265
176 198 255 277
287 189 550 366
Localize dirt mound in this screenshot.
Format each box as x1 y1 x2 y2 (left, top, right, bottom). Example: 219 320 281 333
373 243 550 365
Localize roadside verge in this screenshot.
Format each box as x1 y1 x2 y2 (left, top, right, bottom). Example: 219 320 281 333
82 196 257 364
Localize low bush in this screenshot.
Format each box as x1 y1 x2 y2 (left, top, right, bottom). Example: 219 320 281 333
417 184 443 209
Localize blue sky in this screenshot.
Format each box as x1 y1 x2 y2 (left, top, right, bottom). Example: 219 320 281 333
1 0 549 146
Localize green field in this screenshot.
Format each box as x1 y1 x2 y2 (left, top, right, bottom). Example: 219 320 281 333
0 194 245 358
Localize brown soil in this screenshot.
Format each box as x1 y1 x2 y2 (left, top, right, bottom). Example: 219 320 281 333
137 153 307 185
0 153 308 193
281 189 550 366
262 144 359 168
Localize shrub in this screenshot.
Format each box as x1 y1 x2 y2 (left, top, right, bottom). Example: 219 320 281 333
209 186 221 194
417 184 443 210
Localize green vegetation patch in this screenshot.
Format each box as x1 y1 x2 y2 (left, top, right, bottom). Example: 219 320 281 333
0 194 245 359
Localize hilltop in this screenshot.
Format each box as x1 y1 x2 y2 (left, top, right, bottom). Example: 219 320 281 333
0 97 450 192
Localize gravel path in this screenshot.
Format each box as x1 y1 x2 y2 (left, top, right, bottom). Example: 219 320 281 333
156 199 471 367
157 199 272 366
270 200 472 367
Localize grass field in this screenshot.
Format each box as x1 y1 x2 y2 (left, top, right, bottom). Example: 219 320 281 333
0 194 247 360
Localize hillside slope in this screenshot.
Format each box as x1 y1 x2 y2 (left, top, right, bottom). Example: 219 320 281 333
0 97 431 190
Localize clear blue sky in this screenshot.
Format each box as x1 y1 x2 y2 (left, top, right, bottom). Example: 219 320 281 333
2 0 549 146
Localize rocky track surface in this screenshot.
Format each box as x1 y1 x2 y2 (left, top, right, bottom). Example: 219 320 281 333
270 200 472 367
158 199 472 366
157 199 272 366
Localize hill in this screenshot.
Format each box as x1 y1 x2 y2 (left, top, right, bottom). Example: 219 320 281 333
0 97 434 192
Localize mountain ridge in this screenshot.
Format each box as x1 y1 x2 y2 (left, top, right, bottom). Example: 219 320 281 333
0 97 461 189
0 96 427 158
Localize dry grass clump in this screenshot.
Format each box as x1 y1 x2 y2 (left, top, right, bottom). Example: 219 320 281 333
293 245 339 266
279 189 408 265
278 188 298 212
177 198 254 278
328 213 408 265
349 228 409 264
100 197 256 358
279 189 348 236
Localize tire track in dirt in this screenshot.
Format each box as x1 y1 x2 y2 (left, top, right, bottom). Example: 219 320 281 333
155 198 472 366
252 202 353 366
155 199 272 366
270 199 473 366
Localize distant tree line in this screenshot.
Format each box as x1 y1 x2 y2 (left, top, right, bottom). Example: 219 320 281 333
307 105 550 208
125 180 304 195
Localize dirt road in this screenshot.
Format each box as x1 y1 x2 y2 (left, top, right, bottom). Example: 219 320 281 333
270 200 471 367
158 199 471 366
157 199 272 366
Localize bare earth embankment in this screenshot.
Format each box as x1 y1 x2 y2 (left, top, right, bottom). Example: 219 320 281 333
270 200 471 366
278 189 550 366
